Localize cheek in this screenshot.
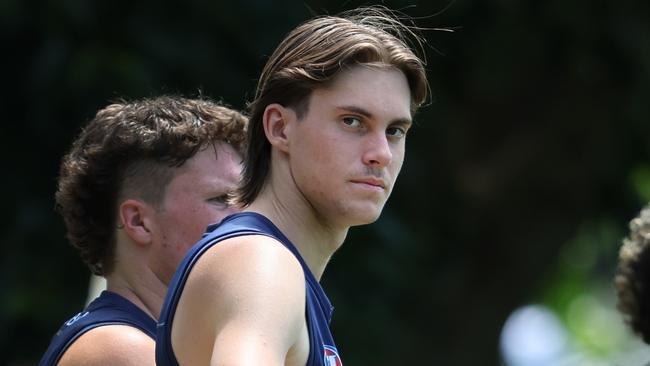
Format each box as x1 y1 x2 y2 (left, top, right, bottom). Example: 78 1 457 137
186 206 222 236
291 128 354 198
303 140 341 176
296 131 328 162
391 146 406 172
160 205 211 248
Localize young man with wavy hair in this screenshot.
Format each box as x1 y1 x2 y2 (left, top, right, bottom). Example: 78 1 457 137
39 96 247 366
157 7 429 365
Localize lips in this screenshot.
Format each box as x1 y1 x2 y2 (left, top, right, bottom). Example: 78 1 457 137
350 177 387 190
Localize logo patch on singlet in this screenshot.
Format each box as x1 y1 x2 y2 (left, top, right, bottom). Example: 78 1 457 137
65 311 89 326
323 345 342 366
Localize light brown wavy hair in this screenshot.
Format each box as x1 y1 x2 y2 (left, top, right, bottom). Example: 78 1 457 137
55 96 247 276
616 205 650 343
237 6 430 206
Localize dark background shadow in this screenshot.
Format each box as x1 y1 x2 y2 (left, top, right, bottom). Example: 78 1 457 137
2 0 649 365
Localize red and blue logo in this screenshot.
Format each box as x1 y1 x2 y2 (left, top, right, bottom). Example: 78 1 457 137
323 345 342 366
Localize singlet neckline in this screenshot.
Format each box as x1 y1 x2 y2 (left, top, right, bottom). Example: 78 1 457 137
92 290 157 336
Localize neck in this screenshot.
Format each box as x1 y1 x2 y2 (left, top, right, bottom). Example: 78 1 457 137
104 257 167 321
246 177 349 281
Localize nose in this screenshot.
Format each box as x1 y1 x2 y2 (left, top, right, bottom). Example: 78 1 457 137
362 132 392 168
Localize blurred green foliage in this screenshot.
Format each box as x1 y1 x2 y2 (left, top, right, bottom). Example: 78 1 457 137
2 0 650 365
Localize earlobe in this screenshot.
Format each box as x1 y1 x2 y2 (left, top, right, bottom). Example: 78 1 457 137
262 103 293 153
118 199 153 246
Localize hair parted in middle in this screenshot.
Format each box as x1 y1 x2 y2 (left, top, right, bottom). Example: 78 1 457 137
237 6 430 206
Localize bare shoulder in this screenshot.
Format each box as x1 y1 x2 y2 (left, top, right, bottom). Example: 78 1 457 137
172 234 308 364
57 325 154 366
195 234 305 284
185 234 306 315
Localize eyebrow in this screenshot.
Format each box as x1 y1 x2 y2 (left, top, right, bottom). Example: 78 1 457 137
336 105 412 127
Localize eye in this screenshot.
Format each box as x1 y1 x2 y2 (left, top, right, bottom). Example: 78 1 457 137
386 126 407 138
342 116 362 128
209 194 230 206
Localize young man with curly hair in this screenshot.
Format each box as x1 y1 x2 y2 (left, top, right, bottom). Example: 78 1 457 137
39 96 247 366
156 7 429 366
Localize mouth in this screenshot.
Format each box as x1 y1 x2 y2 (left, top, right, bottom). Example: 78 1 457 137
350 177 387 190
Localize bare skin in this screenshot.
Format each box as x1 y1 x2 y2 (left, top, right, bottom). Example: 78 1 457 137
57 143 242 366
57 326 155 366
171 66 413 365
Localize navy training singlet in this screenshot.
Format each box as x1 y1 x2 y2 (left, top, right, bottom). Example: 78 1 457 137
38 290 156 366
156 212 342 366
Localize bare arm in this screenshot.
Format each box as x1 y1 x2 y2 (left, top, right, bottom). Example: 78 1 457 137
172 235 308 366
57 325 155 366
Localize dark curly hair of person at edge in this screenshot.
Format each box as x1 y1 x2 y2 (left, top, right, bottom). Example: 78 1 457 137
617 205 650 347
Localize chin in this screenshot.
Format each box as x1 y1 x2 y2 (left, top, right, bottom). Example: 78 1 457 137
351 217 380 227
346 206 383 227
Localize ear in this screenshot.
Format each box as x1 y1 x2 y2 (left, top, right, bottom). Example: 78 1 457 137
262 103 295 154
117 199 154 247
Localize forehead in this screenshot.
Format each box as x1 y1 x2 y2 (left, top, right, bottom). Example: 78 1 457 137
309 65 412 120
168 143 241 188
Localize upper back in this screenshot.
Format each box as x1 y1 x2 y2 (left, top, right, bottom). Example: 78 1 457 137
39 291 156 366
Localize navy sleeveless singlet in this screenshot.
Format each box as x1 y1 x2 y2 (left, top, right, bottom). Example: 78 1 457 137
38 290 156 366
156 212 342 366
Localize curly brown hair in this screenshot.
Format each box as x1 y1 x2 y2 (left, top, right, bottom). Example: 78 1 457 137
616 205 650 343
237 6 429 206
55 96 248 276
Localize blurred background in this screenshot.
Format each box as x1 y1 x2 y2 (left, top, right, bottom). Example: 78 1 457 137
2 0 650 365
